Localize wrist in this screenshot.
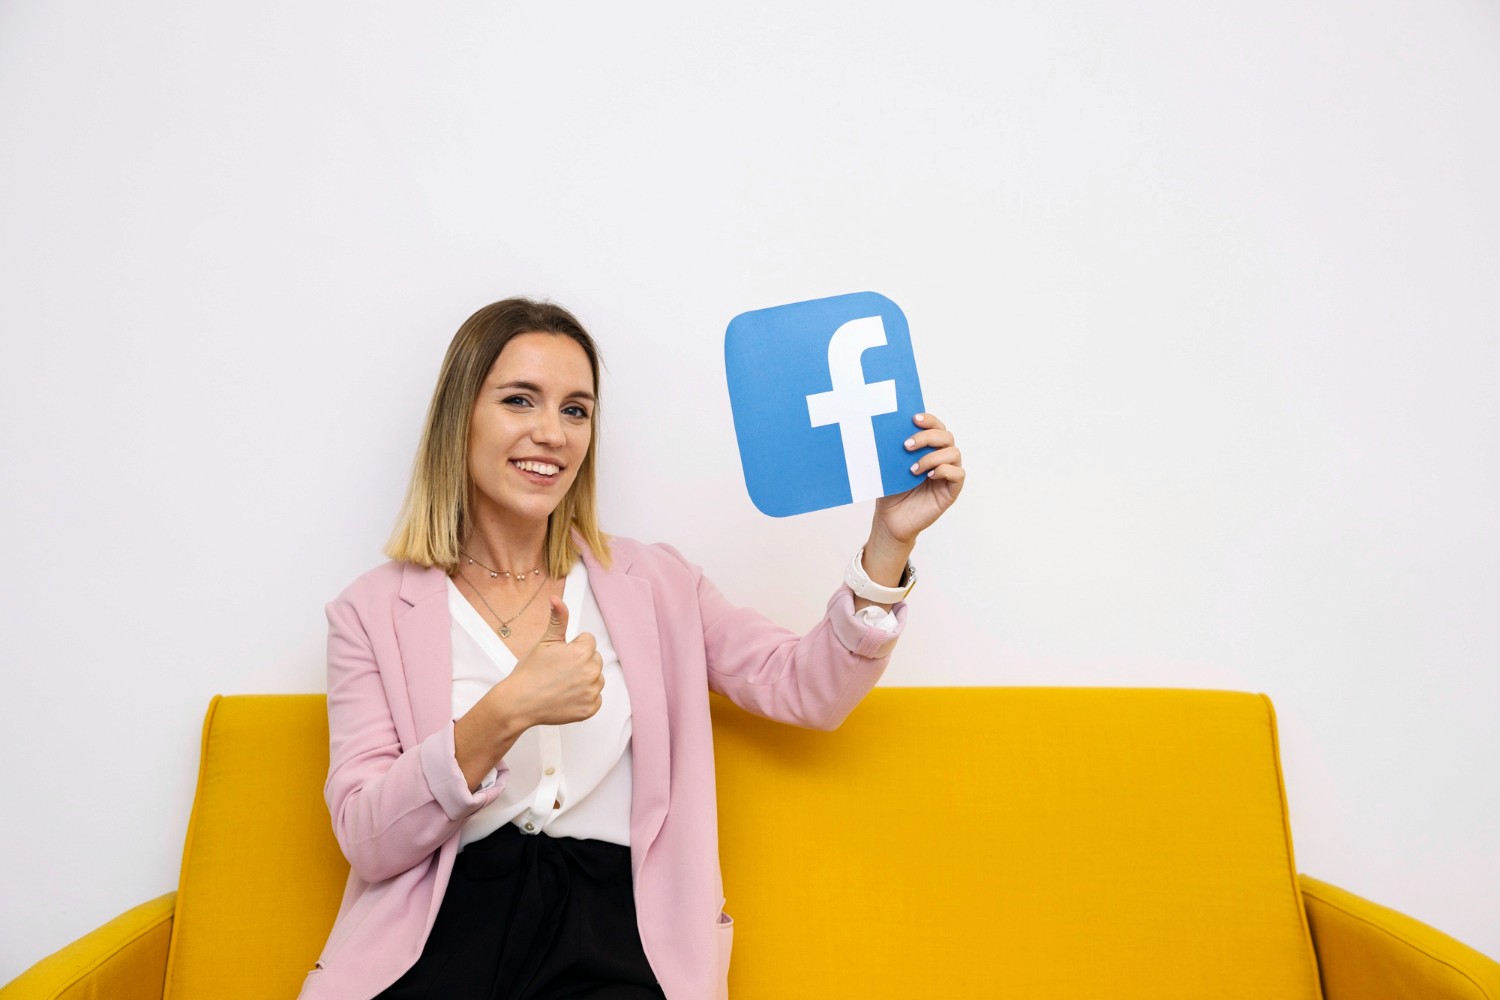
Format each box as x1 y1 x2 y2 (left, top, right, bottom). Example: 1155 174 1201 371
861 529 915 588
481 678 532 745
846 546 916 605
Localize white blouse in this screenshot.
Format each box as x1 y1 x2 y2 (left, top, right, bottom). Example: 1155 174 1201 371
448 558 900 850
448 561 634 848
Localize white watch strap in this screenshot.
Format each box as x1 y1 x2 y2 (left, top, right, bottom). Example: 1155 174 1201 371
845 547 915 604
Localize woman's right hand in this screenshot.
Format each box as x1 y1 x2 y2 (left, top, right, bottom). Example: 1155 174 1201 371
456 597 602 791
495 597 604 728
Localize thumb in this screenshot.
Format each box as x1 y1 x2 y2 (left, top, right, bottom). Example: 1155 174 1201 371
539 595 569 645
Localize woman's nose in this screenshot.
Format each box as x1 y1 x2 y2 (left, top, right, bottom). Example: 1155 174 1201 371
531 411 566 445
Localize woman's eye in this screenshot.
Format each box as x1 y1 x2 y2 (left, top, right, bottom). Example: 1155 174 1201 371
503 395 531 407
563 405 590 419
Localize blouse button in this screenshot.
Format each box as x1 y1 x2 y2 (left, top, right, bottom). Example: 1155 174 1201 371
544 767 556 776
524 822 535 832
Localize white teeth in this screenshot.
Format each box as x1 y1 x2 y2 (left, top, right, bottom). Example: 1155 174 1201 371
512 460 560 476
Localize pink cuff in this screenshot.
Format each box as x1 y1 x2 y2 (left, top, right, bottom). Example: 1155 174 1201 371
826 586 907 659
419 720 510 821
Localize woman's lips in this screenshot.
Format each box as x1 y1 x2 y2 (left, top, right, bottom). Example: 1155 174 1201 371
510 459 561 483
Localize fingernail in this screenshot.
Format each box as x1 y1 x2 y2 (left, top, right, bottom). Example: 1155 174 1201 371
914 414 926 423
904 438 915 449
910 462 919 473
927 469 936 478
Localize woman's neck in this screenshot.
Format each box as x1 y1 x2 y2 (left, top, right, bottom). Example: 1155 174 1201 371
460 511 549 577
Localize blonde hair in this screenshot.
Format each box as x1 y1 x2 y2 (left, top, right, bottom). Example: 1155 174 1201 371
384 298 610 576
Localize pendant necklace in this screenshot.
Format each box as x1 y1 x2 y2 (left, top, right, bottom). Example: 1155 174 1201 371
457 567 551 639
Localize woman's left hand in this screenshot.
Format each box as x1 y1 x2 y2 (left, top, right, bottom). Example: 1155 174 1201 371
872 412 964 546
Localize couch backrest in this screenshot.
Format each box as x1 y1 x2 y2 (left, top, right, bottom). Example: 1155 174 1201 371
165 689 1322 999
164 695 345 1000
711 687 1323 999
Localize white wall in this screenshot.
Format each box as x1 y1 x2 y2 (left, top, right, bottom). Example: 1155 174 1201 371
2 0 1497 979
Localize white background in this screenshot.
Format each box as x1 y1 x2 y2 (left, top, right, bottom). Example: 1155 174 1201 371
2 0 1497 980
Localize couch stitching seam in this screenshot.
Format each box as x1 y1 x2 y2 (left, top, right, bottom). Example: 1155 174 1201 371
48 904 174 998
1303 887 1496 999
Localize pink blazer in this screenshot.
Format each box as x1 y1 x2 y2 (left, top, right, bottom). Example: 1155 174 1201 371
298 537 905 1000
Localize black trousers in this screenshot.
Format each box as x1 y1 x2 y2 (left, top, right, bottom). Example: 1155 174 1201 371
376 823 666 1000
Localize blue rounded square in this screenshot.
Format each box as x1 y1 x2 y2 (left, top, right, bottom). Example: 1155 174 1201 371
724 291 928 518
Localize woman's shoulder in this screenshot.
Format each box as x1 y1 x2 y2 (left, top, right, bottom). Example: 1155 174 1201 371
329 559 445 611
600 535 695 572
595 535 708 589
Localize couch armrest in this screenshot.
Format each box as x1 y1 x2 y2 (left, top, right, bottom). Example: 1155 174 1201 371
0 893 175 1000
1301 875 1500 1000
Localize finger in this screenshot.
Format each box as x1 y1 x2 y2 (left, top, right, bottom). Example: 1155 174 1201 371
904 428 955 452
912 412 948 433
540 596 569 644
909 446 961 476
925 463 966 489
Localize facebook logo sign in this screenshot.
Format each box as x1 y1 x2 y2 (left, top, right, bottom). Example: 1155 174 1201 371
724 291 928 517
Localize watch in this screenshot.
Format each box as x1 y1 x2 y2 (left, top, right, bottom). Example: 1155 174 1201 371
845 547 916 604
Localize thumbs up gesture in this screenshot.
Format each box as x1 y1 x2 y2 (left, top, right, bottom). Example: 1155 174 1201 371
502 597 605 727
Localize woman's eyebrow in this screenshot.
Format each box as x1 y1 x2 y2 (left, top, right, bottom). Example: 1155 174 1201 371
497 379 595 402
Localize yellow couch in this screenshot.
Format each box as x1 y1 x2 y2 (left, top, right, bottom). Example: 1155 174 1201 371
5 690 1497 999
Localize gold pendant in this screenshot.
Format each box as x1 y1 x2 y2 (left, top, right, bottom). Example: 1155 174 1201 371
498 625 512 638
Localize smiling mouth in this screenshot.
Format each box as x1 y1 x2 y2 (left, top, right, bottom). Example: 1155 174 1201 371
511 460 561 477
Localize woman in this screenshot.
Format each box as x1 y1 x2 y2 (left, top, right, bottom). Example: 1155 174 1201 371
300 298 963 1000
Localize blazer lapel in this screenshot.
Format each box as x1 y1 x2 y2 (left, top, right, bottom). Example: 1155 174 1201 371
581 543 672 865
391 550 672 860
393 562 455 743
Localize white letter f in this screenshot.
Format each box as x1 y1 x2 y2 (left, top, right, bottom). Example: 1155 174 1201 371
805 316 898 502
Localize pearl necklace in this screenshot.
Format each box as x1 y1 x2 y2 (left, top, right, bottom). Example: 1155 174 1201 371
460 547 544 581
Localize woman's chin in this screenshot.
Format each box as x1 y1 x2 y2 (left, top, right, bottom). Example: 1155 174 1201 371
471 493 564 528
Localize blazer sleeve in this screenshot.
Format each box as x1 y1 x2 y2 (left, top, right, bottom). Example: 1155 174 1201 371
657 544 908 731
323 595 508 884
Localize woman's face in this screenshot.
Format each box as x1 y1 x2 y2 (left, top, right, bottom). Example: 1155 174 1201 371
467 332 595 531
